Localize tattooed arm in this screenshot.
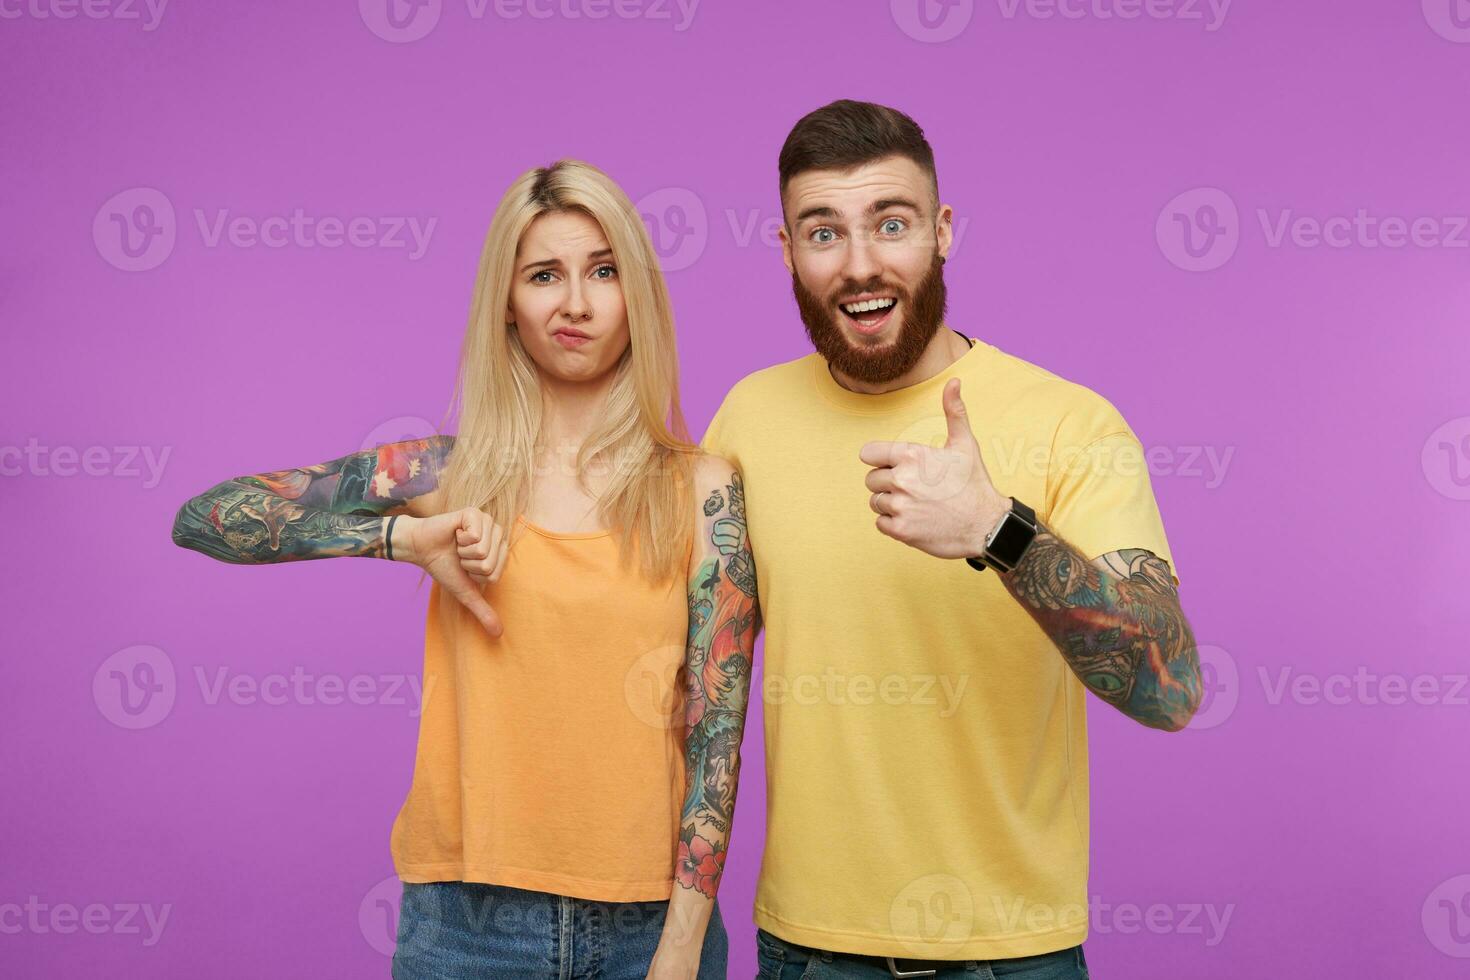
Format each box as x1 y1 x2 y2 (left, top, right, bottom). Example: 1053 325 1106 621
1002 521 1202 732
860 378 1201 733
170 437 453 564
649 456 760 977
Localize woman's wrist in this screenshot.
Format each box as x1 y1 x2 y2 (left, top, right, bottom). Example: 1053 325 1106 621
661 887 714 948
385 514 417 563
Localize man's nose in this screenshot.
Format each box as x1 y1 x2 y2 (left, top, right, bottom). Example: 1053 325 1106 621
840 235 882 286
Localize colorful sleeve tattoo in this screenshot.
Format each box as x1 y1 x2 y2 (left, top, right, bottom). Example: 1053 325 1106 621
170 436 454 564
675 467 760 899
1004 523 1202 731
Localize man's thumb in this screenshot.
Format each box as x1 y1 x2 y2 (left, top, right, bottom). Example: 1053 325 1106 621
943 378 975 448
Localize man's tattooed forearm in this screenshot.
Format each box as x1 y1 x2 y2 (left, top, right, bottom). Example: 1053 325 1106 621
170 437 452 564
676 469 758 899
1006 527 1201 731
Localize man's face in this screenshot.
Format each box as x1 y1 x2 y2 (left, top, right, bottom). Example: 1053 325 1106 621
780 155 954 385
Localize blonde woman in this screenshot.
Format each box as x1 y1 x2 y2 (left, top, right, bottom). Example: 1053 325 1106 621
172 161 759 979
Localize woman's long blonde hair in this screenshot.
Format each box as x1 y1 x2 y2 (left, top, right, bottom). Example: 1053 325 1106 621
434 160 698 584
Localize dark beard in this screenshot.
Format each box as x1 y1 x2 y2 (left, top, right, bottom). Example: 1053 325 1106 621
793 252 948 385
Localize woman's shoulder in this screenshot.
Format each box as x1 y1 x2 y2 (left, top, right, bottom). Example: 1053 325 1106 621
691 449 739 487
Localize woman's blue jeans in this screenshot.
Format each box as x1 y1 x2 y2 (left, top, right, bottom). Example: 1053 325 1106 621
391 879 727 979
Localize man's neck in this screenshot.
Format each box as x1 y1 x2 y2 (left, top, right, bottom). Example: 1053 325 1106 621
827 324 972 395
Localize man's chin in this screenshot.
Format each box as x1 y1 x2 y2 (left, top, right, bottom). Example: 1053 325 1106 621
837 319 902 349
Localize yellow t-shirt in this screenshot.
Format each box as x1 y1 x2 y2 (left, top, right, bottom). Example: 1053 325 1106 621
700 337 1176 959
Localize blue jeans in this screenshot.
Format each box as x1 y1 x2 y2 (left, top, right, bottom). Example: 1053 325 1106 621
755 928 1089 979
391 880 727 979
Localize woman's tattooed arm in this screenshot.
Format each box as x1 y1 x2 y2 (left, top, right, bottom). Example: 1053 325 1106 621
675 461 759 900
170 436 453 564
1004 523 1202 731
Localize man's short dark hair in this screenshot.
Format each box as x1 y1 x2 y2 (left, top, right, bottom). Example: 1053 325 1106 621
778 100 938 209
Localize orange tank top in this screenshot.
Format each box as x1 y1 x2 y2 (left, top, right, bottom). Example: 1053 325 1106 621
390 516 691 901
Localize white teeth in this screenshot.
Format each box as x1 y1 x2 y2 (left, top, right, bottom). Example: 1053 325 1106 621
842 298 897 315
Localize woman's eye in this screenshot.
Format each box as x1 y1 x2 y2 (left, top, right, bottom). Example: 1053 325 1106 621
530 270 555 283
593 264 618 279
811 228 836 245
881 219 906 235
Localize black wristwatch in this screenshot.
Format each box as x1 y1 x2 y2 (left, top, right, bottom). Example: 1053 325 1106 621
965 497 1038 574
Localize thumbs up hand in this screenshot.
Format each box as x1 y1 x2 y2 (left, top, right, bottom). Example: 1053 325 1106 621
858 378 1011 560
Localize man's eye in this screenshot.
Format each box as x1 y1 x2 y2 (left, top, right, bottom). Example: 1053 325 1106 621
881 219 906 235
811 228 837 244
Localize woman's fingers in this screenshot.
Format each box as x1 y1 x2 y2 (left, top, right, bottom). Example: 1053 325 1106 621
455 508 485 558
456 508 508 578
487 534 510 582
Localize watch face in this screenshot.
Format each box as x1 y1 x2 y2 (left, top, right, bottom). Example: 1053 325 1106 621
988 513 1035 565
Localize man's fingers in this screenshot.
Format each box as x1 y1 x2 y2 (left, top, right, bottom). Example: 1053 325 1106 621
869 491 898 516
859 440 918 467
863 468 898 493
942 378 977 449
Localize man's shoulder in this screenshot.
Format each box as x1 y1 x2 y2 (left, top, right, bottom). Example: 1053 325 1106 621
981 341 1134 439
714 351 821 412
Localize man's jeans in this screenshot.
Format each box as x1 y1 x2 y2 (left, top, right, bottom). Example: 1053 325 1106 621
755 927 1090 979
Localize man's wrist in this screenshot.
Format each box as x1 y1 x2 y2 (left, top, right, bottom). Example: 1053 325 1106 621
969 492 1013 558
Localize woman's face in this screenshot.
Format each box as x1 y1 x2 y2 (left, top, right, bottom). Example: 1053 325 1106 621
508 210 631 385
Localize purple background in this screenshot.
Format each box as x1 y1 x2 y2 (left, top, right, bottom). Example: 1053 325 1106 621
4 0 1469 976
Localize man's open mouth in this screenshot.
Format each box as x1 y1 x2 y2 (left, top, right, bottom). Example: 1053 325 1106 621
839 297 897 334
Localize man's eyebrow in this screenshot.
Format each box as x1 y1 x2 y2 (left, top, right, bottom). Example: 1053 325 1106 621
793 199 922 225
868 197 922 215
794 205 840 224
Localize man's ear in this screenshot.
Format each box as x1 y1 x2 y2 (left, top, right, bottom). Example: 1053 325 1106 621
936 202 955 261
778 223 795 275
